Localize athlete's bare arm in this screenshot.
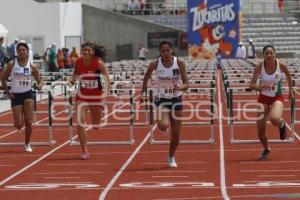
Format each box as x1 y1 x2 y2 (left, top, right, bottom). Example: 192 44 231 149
1 61 14 98
31 64 43 90
98 60 111 91
177 59 189 91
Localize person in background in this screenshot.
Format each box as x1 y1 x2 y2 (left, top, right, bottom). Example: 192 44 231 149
127 0 136 14
236 42 246 59
138 44 149 61
138 0 145 14
0 37 6 89
48 44 57 72
57 49 65 70
64 48 72 69
28 43 34 64
43 45 51 71
247 38 256 59
70 47 79 68
9 38 19 60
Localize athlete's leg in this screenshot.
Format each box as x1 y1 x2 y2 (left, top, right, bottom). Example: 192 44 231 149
269 100 284 126
156 105 170 131
23 99 34 145
169 110 182 157
12 105 24 130
89 104 102 130
76 101 89 153
257 103 270 150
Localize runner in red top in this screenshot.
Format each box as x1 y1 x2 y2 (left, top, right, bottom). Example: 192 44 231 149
75 56 103 102
69 41 111 160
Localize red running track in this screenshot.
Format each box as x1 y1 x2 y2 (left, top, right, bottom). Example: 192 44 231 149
0 70 299 200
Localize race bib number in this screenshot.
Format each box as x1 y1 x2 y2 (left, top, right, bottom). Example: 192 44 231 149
81 80 98 89
18 79 31 87
264 84 277 92
161 86 176 98
163 88 176 94
270 84 278 92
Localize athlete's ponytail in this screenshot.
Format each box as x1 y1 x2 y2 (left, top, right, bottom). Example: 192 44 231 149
94 43 107 62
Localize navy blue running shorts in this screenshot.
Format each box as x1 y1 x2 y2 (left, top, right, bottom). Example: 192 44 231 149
154 95 183 111
11 90 34 107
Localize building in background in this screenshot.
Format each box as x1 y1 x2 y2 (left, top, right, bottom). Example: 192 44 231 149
0 0 82 56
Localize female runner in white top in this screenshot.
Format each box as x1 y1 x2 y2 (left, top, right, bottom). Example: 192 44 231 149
250 45 293 160
141 41 189 167
1 41 43 152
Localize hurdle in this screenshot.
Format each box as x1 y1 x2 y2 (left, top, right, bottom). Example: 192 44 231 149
228 87 295 144
148 85 216 145
0 89 56 146
292 79 300 131
68 88 140 145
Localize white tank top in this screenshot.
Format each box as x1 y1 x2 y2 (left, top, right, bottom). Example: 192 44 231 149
260 59 283 97
10 59 32 93
155 56 182 99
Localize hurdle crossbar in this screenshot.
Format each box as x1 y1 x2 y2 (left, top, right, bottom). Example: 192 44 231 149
0 90 56 146
228 88 295 144
149 88 215 144
69 89 136 145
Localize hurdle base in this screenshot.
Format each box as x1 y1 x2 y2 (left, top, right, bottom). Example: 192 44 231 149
69 140 134 145
150 139 214 145
230 137 295 144
0 140 56 146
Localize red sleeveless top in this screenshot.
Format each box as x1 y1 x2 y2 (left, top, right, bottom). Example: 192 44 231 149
75 57 103 102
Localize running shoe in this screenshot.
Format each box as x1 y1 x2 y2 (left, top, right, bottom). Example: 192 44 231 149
24 144 33 152
279 120 286 140
259 148 270 160
167 156 177 168
80 152 90 160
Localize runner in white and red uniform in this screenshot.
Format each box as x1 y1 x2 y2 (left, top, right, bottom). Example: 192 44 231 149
250 45 293 160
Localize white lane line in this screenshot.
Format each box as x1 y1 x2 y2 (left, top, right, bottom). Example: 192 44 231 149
143 162 207 165
35 172 103 175
258 175 295 177
285 122 300 140
47 163 110 166
0 109 66 139
152 176 188 178
0 111 11 117
44 177 81 179
136 170 206 173
0 139 75 186
241 160 300 164
243 179 300 183
98 124 157 200
242 170 300 172
217 70 230 200
4 146 299 158
0 96 138 186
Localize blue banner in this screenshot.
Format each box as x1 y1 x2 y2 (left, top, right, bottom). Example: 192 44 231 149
187 0 240 59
